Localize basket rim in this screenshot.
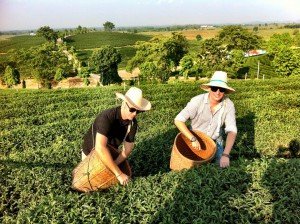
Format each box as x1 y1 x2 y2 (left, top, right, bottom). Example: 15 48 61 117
173 130 216 162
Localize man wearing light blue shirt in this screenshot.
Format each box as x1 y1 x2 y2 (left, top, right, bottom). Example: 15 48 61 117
174 71 237 168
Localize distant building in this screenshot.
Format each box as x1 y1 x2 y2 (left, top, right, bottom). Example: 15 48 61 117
29 32 36 36
244 49 267 57
200 25 215 29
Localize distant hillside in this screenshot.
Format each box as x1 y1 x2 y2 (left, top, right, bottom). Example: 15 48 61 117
0 35 46 53
65 31 152 49
64 31 152 69
0 31 153 69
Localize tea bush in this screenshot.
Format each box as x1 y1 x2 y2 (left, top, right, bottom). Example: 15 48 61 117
1 77 299 223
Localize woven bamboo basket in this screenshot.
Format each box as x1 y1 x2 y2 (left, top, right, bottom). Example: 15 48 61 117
71 145 131 192
170 130 216 171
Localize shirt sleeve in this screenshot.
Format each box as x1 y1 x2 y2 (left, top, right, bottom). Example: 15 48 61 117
174 95 201 122
125 120 138 142
224 103 237 134
94 112 112 138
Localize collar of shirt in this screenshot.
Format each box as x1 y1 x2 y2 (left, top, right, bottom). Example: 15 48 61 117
205 93 226 114
116 106 132 126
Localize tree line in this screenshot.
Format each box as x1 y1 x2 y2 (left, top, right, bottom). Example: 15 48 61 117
1 24 300 88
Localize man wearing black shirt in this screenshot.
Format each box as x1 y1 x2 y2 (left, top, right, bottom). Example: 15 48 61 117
82 87 151 186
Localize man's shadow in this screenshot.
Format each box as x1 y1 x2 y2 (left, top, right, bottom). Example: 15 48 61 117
233 111 260 159
129 127 178 177
261 138 300 223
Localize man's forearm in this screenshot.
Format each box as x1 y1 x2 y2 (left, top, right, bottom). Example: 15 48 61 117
174 120 194 140
114 143 134 165
223 132 237 155
97 146 123 176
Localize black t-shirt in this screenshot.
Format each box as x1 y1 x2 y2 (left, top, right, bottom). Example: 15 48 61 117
82 106 138 155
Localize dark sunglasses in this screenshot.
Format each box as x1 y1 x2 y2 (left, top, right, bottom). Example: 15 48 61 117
126 102 144 114
211 86 226 93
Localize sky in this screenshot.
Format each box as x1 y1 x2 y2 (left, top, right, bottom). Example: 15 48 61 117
0 0 300 31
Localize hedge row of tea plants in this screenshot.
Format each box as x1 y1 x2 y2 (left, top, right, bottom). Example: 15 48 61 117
1 77 299 223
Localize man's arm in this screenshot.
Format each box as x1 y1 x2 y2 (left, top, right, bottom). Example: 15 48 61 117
174 120 194 141
220 131 237 168
174 120 201 150
223 131 237 155
114 141 134 165
95 133 130 185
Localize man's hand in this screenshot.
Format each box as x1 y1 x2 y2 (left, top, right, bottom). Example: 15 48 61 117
220 156 230 168
191 140 201 150
116 173 130 186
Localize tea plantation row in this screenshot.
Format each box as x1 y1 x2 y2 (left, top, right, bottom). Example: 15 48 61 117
1 77 299 223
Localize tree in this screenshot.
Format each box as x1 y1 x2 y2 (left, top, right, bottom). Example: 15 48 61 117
272 47 300 77
88 45 122 85
127 33 188 83
78 67 91 86
227 50 246 78
267 33 293 55
293 33 300 47
27 43 72 88
7 48 35 80
103 21 115 31
3 65 20 88
218 25 262 51
196 34 202 41
179 54 203 79
54 68 67 81
36 26 58 43
197 38 228 74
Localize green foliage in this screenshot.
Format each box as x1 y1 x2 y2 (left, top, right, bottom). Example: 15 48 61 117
127 33 188 83
227 50 246 78
196 34 202 41
292 29 299 35
197 38 228 74
179 54 203 79
78 67 90 79
54 68 67 82
267 33 293 55
88 45 122 85
0 78 300 223
2 65 20 87
22 43 72 87
83 77 90 86
7 48 34 79
253 26 259 32
244 55 275 79
36 26 58 43
103 21 115 31
218 25 262 51
293 33 300 47
272 47 300 77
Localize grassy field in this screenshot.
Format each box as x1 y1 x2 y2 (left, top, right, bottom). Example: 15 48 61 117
141 27 298 41
65 31 151 69
141 28 220 40
0 35 46 53
1 77 299 223
76 46 137 69
65 31 152 49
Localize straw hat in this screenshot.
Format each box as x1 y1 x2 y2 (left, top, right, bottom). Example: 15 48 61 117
201 71 235 93
116 87 151 111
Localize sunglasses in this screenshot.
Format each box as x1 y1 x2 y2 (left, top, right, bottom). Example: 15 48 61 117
126 102 144 114
211 86 226 93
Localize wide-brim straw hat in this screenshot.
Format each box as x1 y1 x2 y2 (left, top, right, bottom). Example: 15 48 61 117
116 87 151 111
201 71 235 93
